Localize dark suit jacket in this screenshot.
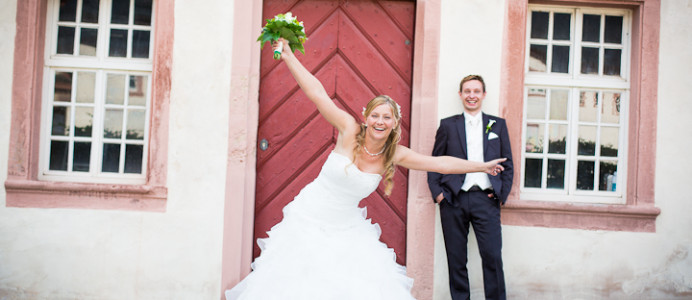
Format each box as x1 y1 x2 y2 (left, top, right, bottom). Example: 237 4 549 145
427 113 514 204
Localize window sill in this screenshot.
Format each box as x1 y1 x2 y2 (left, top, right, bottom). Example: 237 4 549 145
4 179 167 212
501 199 660 232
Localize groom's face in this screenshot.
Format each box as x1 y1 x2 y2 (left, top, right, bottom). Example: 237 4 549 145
459 79 486 114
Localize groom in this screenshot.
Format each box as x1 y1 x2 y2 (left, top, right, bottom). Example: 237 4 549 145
427 75 513 300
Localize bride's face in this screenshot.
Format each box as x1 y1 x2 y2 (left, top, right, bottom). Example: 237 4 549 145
365 104 396 141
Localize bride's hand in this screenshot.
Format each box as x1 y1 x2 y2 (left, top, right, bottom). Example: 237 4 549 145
485 158 506 176
272 38 294 60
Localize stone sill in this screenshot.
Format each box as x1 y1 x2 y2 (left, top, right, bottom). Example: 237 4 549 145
502 200 661 232
4 179 167 212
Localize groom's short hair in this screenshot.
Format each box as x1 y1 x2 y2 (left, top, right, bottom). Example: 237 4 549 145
459 75 486 93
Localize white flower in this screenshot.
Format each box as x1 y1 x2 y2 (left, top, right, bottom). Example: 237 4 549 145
362 107 367 117
284 12 296 23
486 119 496 133
395 103 402 117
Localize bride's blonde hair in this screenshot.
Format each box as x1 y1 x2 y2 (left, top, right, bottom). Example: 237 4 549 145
353 95 402 196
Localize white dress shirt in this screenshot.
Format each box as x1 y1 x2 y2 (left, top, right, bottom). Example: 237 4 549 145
461 112 492 191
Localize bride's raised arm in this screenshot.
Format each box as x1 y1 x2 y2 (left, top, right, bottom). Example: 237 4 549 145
274 39 357 133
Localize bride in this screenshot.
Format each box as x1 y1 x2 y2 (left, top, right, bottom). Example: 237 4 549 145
226 38 505 300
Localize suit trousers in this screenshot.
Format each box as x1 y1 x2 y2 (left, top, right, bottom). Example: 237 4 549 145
439 190 506 300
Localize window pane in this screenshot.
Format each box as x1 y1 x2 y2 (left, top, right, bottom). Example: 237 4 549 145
580 47 599 74
582 14 600 42
604 16 623 44
52 106 70 136
111 0 130 24
81 0 100 23
577 160 595 190
107 74 126 104
579 91 598 122
529 44 547 72
548 124 567 154
102 143 121 172
129 75 148 106
602 92 621 124
54 72 73 102
59 0 77 22
57 26 76 54
599 161 618 191
600 127 619 157
547 159 565 189
604 49 621 76
49 141 69 171
109 29 128 57
531 11 549 39
527 89 546 119
524 158 543 188
551 45 569 73
76 72 95 103
550 90 568 120
132 30 151 58
74 107 93 137
124 144 143 173
73 142 91 172
578 125 597 156
126 110 145 140
134 0 153 26
553 13 571 40
104 109 124 138
525 123 544 153
79 28 98 56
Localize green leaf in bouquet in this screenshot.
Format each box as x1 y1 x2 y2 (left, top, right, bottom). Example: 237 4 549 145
269 31 280 41
261 32 274 44
279 27 299 44
286 23 302 31
294 43 305 54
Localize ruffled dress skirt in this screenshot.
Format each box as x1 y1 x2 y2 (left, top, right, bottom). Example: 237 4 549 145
225 152 415 300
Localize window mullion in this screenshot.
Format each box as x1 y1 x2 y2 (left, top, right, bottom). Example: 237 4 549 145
117 74 128 174
73 0 82 57
546 12 554 74
567 88 580 195
67 71 79 173
598 14 605 76
97 0 109 61
542 89 552 189
593 91 603 191
128 0 135 58
573 9 584 78
91 70 105 176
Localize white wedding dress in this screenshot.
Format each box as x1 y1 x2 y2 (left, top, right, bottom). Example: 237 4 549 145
226 151 415 300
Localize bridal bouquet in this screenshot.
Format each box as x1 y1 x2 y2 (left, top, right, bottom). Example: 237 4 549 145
257 12 307 59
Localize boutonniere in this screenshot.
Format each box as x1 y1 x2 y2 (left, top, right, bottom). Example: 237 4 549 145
486 119 496 133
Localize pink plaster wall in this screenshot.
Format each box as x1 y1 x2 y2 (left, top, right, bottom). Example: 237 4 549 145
220 0 262 297
219 1 440 299
5 0 173 211
407 1 441 299
499 0 660 232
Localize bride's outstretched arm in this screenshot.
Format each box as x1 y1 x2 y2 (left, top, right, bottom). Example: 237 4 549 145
394 145 506 176
274 39 356 132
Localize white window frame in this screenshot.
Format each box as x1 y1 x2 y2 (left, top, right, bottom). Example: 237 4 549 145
39 0 154 184
521 5 631 204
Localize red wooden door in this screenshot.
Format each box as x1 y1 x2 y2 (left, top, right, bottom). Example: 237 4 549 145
255 0 415 265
